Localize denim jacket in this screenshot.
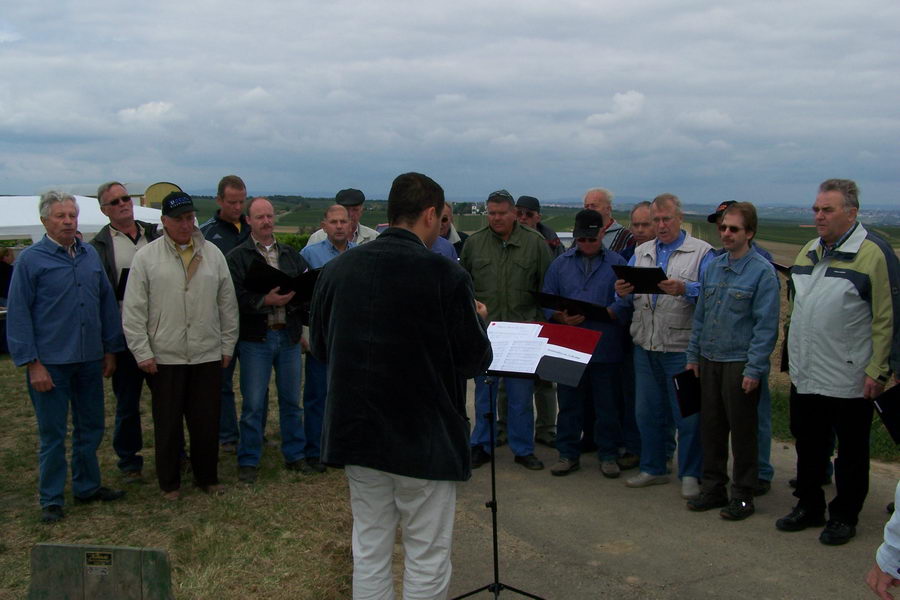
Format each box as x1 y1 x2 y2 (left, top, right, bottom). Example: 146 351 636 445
685 250 780 380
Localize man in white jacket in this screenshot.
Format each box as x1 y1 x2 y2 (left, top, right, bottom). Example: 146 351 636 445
123 191 239 500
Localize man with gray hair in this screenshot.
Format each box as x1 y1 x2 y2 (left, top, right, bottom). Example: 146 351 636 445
90 181 161 482
776 178 899 545
7 191 126 522
584 188 635 254
612 193 714 500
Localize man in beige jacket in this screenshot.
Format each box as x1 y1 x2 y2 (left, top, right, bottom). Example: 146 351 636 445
123 191 238 500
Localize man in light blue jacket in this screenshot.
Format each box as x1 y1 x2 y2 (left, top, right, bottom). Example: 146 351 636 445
685 202 780 520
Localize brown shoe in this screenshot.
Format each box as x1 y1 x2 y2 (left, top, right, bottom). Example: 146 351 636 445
162 490 181 501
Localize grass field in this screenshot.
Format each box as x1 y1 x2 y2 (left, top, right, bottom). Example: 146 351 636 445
0 356 353 599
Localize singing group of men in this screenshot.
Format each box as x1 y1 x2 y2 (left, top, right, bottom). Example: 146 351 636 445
5 173 900 599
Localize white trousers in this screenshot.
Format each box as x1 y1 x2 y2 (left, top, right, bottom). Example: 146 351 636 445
345 465 457 600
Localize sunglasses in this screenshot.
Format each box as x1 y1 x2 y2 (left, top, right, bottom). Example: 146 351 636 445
717 224 743 233
103 195 132 207
576 237 599 243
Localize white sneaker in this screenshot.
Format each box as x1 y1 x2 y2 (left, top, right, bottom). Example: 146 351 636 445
625 471 670 488
681 476 701 499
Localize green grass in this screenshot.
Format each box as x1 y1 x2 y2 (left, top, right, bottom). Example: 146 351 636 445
0 355 353 599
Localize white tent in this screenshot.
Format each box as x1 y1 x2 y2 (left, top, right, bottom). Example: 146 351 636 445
0 195 162 242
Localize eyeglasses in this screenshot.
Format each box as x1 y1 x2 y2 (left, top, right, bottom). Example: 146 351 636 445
576 237 599 243
718 224 744 233
102 195 132 207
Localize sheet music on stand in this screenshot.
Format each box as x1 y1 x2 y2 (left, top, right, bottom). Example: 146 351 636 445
485 321 601 387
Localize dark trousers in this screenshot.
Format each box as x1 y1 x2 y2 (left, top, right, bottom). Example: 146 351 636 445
111 349 151 473
789 385 873 525
149 362 221 492
556 363 623 461
699 358 759 500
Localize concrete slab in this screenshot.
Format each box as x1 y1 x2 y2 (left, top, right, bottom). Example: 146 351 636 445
447 384 899 599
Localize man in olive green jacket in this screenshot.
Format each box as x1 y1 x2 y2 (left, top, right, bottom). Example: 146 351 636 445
460 190 553 470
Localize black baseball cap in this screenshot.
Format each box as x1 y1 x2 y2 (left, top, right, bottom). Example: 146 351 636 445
573 209 605 239
487 189 514 203
162 191 195 217
706 200 737 223
335 188 365 206
516 195 541 213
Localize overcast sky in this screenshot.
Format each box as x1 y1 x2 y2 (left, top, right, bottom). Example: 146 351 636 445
1 1 898 205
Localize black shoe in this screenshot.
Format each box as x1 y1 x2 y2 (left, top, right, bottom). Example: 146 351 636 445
819 520 856 545
687 493 729 512
305 457 327 474
514 454 544 471
494 430 508 447
471 446 492 469
776 506 826 532
74 487 126 504
238 465 258 483
40 505 64 523
720 498 755 521
788 475 832 488
535 434 556 448
753 479 771 497
285 459 315 475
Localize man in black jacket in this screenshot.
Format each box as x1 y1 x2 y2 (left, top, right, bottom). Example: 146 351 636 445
310 172 492 599
226 197 314 482
201 175 252 453
90 181 161 482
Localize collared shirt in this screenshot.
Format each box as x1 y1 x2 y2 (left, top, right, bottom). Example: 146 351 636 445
621 230 714 307
6 236 124 366
109 222 150 283
300 238 357 269
305 224 379 248
431 235 458 260
542 246 627 363
176 240 194 271
820 221 859 257
253 235 285 326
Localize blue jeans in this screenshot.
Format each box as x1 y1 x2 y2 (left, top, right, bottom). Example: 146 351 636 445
29 360 105 507
557 363 623 461
303 353 327 459
757 372 774 481
472 376 534 456
237 331 306 466
111 349 149 473
633 346 702 479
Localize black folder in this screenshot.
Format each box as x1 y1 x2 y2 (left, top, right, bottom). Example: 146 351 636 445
115 268 130 301
611 265 667 294
672 369 701 417
243 261 320 303
873 385 900 445
531 291 611 323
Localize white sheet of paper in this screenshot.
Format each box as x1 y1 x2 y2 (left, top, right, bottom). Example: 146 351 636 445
488 338 547 373
487 321 543 341
544 343 592 364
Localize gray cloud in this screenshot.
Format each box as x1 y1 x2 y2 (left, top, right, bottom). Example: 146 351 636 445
0 1 898 204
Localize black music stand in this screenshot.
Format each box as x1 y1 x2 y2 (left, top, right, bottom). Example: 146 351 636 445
451 372 545 600
453 322 601 600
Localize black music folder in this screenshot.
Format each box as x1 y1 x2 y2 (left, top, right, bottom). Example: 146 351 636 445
243 261 320 303
116 268 130 301
531 291 611 323
611 265 667 294
874 385 900 445
672 369 701 417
